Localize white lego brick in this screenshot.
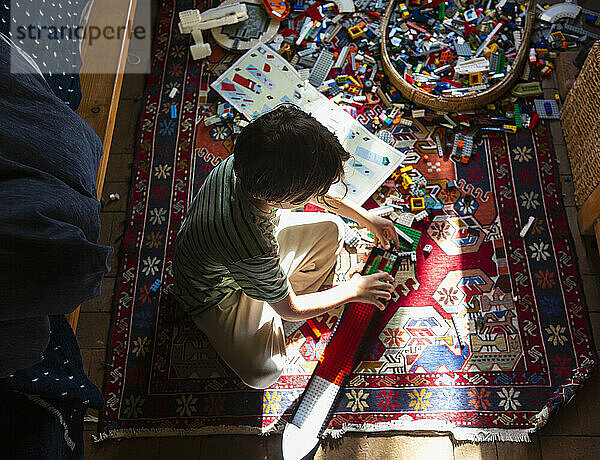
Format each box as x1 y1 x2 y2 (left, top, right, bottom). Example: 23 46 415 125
513 30 522 49
180 4 247 34
193 14 244 31
395 212 415 227
395 226 414 245
519 216 535 238
369 205 395 217
436 136 444 157
192 28 204 44
539 3 581 23
342 223 361 247
296 17 314 46
454 57 489 75
332 0 355 13
414 210 428 222
298 68 311 81
324 23 343 43
190 43 212 60
201 3 247 22
334 45 350 69
178 9 202 34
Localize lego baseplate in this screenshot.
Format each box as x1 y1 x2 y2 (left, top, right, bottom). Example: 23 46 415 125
534 99 560 119
393 223 421 252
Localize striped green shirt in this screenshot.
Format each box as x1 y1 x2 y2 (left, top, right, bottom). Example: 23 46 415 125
173 155 290 317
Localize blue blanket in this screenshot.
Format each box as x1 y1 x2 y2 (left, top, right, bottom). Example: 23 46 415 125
0 35 112 377
0 20 112 460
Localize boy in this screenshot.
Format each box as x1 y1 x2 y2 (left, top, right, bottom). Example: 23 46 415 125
173 105 399 389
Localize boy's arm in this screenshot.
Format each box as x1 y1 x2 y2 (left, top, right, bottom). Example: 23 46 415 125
310 194 371 228
269 271 394 322
310 194 400 250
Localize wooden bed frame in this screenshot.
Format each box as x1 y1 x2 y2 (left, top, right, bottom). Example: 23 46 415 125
66 0 139 332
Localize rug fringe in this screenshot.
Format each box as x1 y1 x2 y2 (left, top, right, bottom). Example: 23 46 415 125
92 421 534 443
323 420 534 443
260 416 288 435
92 425 263 442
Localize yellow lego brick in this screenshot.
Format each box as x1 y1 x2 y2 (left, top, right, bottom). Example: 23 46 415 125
410 197 425 211
348 24 364 39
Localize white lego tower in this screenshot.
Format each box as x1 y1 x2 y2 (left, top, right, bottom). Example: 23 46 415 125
178 4 248 60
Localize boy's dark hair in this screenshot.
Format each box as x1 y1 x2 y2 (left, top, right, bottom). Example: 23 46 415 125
233 105 350 205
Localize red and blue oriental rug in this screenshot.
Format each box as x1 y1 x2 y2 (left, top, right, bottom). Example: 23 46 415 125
98 0 598 442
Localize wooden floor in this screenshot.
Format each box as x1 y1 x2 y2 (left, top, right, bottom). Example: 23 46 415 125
78 58 600 460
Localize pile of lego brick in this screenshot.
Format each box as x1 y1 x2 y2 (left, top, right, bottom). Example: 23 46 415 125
214 0 597 220
382 1 600 98
267 1 389 112
385 0 525 97
254 1 590 141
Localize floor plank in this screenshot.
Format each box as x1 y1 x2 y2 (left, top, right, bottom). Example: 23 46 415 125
556 51 580 100
559 175 575 207
576 374 600 436
119 72 148 101
105 153 135 183
496 436 542 460
548 121 565 147
110 99 144 154
76 312 112 349
552 143 572 176
101 182 132 213
539 436 600 460
317 434 368 460
582 275 600 312
366 435 454 460
454 441 497 460
539 400 581 436
566 207 597 275
118 437 162 459
81 277 116 313
83 431 120 460
200 435 271 460
157 436 204 459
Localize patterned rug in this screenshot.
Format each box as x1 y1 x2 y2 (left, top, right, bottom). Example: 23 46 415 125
98 0 599 442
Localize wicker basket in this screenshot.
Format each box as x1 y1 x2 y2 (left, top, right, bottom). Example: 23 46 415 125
380 0 537 111
561 41 600 207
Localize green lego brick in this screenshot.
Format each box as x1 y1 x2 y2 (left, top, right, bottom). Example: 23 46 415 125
514 103 522 128
393 223 421 252
497 52 506 73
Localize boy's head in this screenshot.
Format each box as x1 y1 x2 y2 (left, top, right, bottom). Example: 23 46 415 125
233 105 350 206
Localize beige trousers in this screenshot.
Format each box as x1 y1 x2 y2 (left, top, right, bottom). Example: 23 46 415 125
192 211 345 389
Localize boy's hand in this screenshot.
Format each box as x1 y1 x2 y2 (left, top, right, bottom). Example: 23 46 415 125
366 215 400 250
346 272 394 311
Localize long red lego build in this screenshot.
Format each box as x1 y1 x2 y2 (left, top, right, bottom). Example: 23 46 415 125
282 248 401 460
